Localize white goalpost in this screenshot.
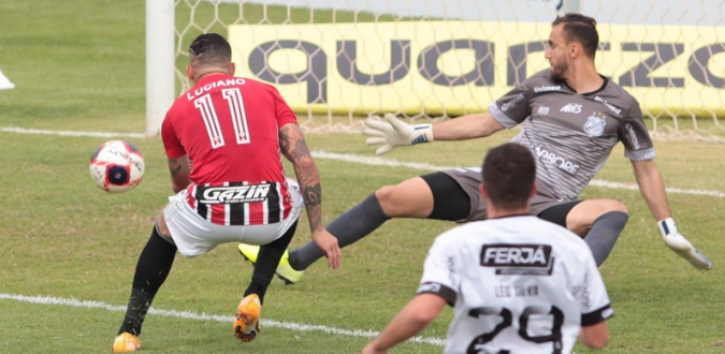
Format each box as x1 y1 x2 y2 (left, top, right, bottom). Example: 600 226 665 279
146 0 175 136
147 0 725 141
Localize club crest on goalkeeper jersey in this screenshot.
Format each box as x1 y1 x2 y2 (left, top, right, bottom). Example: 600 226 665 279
161 75 298 225
418 215 613 354
490 69 655 201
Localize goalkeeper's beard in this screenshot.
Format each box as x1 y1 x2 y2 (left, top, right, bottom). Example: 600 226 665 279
550 60 568 81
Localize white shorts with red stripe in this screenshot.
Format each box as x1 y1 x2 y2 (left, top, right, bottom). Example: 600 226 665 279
163 178 303 258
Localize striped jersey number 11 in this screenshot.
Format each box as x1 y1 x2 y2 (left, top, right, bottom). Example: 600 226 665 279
194 88 251 148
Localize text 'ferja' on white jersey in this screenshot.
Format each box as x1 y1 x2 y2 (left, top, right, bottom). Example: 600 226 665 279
418 215 613 354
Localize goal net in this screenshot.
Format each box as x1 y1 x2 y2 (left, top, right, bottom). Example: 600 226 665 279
167 0 725 141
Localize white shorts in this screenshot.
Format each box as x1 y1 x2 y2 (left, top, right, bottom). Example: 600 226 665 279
163 178 303 258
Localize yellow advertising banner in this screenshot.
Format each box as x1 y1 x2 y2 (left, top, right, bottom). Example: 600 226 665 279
229 22 725 117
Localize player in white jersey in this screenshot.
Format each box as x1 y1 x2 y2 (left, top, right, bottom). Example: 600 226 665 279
239 13 711 283
363 143 611 354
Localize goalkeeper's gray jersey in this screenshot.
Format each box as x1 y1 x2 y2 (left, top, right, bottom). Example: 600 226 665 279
418 215 612 354
490 70 654 201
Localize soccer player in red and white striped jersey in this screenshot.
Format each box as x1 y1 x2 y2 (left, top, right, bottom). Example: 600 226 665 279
162 65 297 227
112 33 340 353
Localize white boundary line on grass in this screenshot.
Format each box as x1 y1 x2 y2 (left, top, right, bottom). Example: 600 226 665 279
311 151 725 199
1 127 147 138
3 126 725 199
0 293 446 347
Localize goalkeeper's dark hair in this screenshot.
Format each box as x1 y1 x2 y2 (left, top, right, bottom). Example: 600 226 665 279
481 143 536 210
188 33 232 64
552 13 599 58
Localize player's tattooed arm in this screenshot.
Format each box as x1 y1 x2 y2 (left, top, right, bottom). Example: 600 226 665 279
302 183 322 231
168 160 183 176
279 122 323 232
167 155 191 193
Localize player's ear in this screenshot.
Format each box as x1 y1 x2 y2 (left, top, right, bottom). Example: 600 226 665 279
569 42 580 59
186 64 195 81
529 182 538 200
229 62 236 76
480 183 489 199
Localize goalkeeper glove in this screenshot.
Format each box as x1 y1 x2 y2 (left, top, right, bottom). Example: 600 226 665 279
658 217 712 270
363 113 434 156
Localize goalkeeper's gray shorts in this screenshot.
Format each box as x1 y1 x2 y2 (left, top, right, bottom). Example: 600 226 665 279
443 167 577 222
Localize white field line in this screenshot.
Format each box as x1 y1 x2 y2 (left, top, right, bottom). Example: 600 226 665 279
0 293 445 347
1 127 146 138
311 152 725 199
3 126 725 199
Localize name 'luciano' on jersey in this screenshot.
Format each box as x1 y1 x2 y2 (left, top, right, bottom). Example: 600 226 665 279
186 78 248 100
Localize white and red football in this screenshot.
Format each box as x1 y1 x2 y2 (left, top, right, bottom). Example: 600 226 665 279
89 140 145 193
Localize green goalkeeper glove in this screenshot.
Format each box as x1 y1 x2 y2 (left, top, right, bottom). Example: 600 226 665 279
658 217 712 270
363 113 433 156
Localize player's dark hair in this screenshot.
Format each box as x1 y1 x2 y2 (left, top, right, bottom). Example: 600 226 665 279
481 143 536 210
188 33 232 64
552 13 599 58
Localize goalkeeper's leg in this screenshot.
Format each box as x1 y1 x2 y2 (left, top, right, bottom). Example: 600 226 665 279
560 199 630 267
288 172 471 271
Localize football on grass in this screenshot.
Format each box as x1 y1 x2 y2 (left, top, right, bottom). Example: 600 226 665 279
89 140 145 193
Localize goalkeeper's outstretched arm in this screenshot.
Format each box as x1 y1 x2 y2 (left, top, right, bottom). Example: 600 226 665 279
363 112 505 156
429 112 505 140
631 159 712 270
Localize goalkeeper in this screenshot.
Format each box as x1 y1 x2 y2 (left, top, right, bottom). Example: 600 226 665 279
239 13 711 281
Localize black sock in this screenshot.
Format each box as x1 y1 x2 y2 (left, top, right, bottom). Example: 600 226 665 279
584 211 629 267
289 194 390 270
244 222 297 304
118 226 177 336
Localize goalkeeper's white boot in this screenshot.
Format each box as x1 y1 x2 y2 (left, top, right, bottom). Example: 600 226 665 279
238 243 305 284
659 218 712 270
234 294 261 342
113 332 141 353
